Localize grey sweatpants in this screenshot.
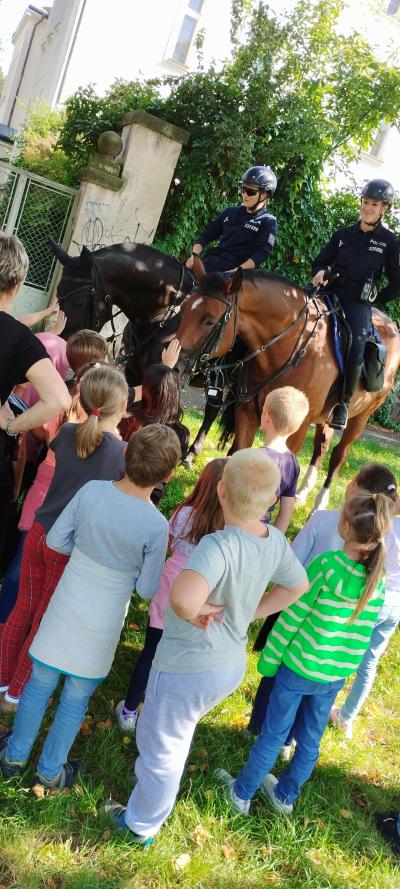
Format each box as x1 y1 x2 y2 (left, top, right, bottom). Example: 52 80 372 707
125 663 245 837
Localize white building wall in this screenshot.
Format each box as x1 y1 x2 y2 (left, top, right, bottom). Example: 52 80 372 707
0 8 48 130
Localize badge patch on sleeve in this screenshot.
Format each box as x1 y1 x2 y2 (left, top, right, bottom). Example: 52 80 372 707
268 232 276 246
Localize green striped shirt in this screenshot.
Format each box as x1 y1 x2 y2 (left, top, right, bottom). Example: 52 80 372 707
258 550 385 684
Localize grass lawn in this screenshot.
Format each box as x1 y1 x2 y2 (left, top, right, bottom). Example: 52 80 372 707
0 411 399 889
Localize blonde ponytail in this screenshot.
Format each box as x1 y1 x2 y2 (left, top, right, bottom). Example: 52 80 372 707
342 492 394 620
75 365 128 459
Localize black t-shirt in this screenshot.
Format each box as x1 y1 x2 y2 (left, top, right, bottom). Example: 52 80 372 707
0 311 47 405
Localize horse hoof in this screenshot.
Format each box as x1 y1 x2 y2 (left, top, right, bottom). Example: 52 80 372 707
312 487 330 512
181 454 194 468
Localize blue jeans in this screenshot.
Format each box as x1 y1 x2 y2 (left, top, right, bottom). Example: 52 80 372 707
7 661 100 781
235 664 344 805
340 604 400 722
0 531 27 622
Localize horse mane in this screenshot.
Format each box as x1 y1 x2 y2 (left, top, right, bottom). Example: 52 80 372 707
243 269 305 291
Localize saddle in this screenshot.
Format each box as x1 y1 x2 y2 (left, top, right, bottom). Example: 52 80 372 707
324 295 387 393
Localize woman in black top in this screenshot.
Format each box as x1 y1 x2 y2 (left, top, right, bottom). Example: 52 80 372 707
0 234 70 556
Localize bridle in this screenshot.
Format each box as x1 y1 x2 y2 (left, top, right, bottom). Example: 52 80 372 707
58 257 195 360
181 283 340 407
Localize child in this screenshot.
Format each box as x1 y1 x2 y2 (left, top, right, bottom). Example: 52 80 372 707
119 363 188 450
248 462 400 738
216 491 393 816
259 387 309 532
106 448 308 844
116 457 227 733
0 365 128 712
0 425 181 789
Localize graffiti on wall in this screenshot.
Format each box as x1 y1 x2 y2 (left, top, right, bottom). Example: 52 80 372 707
74 198 156 252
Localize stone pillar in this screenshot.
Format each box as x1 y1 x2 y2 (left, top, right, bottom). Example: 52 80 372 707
65 114 189 339
67 112 190 255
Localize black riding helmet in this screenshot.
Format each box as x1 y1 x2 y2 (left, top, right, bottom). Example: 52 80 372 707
361 179 394 205
240 165 277 195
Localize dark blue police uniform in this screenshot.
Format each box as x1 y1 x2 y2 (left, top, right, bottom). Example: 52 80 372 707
195 205 277 273
312 221 400 364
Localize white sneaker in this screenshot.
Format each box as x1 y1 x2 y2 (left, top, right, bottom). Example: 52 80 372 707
214 768 250 815
280 742 295 763
261 773 293 815
329 706 353 739
115 700 139 734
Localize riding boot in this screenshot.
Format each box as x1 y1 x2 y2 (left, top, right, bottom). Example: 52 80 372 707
329 364 363 431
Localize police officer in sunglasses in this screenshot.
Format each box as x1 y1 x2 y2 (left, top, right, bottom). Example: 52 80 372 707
186 166 278 273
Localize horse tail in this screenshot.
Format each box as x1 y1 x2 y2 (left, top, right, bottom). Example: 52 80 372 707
218 399 236 449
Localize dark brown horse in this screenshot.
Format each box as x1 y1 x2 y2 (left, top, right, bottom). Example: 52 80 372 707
175 257 400 509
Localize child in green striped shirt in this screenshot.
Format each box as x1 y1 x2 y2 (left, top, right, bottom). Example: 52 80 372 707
216 491 393 815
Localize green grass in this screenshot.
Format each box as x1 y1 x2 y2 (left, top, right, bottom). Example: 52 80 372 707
1 411 399 889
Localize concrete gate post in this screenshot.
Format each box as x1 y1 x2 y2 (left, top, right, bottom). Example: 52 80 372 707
64 112 189 338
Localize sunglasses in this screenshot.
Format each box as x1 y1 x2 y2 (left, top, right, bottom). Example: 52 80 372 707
241 185 260 196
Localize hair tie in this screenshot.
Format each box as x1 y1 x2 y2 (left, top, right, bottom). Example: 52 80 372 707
387 484 396 492
377 537 384 544
91 409 101 417
371 493 377 501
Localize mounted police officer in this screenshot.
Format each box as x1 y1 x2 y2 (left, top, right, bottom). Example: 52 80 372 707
186 165 278 273
312 178 400 430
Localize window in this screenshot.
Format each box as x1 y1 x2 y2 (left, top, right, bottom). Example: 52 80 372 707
387 0 400 15
170 0 205 65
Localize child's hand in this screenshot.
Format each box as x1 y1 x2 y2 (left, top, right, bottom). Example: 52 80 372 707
161 338 181 369
188 603 224 630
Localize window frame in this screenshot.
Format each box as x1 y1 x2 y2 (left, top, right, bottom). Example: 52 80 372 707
164 0 205 71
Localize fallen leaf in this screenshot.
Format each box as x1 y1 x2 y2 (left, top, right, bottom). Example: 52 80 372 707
128 622 140 630
221 843 236 860
307 848 325 865
198 749 208 760
96 719 112 730
187 764 198 773
204 789 214 800
340 808 353 819
80 721 92 736
123 736 131 745
192 824 211 846
123 641 135 649
173 852 191 871
263 876 281 886
102 830 111 840
231 716 249 729
354 793 368 809
32 783 45 799
317 819 327 829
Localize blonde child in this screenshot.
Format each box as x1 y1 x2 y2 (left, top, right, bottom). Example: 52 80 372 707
260 387 309 532
0 426 181 789
217 491 393 815
116 457 227 732
107 448 308 844
0 365 128 711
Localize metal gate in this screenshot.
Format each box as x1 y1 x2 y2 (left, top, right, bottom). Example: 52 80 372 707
0 160 78 314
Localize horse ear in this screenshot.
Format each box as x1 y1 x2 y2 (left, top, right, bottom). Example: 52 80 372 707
48 239 70 265
79 245 94 277
226 266 243 294
192 254 206 281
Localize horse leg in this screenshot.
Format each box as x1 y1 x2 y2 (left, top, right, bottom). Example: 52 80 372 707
184 400 221 466
312 408 370 511
295 423 334 505
228 400 260 453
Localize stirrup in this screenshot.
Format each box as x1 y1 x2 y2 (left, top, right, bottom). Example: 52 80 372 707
328 402 348 431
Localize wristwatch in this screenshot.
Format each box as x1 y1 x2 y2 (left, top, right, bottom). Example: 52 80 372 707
5 415 18 437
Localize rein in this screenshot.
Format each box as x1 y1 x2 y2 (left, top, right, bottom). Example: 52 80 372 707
183 284 338 406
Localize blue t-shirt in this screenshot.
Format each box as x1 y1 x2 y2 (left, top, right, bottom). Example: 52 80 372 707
196 205 277 270
260 446 300 523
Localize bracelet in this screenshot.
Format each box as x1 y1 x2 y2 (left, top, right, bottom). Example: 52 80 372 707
5 415 18 437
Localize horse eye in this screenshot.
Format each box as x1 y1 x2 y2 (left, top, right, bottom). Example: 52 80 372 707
203 318 216 327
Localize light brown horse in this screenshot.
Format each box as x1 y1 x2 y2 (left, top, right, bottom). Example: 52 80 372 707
175 257 400 509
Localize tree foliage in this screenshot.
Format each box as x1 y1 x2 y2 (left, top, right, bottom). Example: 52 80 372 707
14 100 71 185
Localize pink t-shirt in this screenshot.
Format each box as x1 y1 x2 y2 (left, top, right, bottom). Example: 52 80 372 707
18 414 61 531
148 505 196 630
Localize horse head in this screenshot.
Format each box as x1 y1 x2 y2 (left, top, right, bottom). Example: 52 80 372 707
175 264 243 374
50 240 106 338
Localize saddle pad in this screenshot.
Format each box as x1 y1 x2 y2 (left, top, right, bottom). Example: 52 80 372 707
323 295 381 375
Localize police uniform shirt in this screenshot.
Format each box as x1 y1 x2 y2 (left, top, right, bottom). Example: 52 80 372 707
196 205 277 269
312 221 400 304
